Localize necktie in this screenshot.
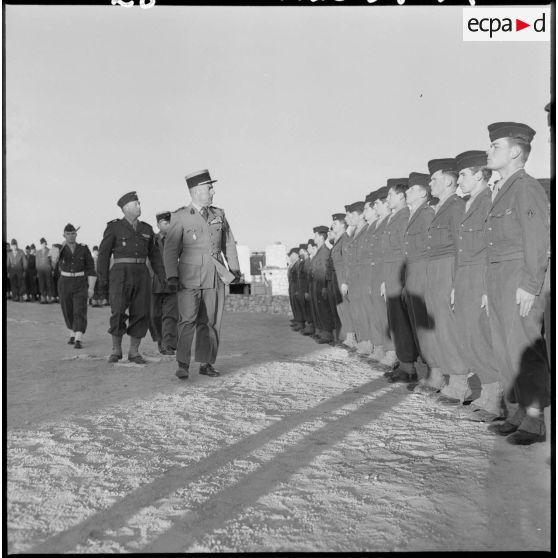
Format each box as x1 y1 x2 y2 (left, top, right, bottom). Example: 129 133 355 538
200 207 208 221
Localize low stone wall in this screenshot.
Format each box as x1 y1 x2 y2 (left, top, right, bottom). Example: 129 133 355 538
224 294 293 316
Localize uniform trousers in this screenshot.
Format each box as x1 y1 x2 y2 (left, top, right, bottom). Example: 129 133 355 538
25 269 37 298
176 279 225 365
425 256 468 376
150 292 178 349
108 263 151 338
313 278 335 334
8 270 25 299
404 259 437 371
368 263 393 349
487 259 550 409
349 266 371 342
58 276 89 333
37 268 54 298
542 260 551 367
326 279 343 336
454 263 500 383
384 259 418 364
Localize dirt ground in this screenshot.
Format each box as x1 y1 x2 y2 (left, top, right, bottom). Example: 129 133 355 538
6 300 553 553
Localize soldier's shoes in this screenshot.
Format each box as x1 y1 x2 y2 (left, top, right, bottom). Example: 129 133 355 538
387 370 418 384
506 429 546 445
175 364 189 379
317 338 331 344
199 363 220 377
108 353 123 363
128 354 147 365
159 347 176 356
301 331 314 336
68 337 75 345
434 394 460 406
74 340 83 349
487 421 519 436
465 409 505 423
410 383 440 395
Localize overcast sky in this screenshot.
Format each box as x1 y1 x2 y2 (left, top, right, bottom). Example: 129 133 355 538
5 4 552 252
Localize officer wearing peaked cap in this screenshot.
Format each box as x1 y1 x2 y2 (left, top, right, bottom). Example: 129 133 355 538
164 170 240 379
484 122 550 445
97 191 167 364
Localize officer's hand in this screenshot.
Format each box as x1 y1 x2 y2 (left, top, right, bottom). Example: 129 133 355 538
88 288 94 300
380 281 386 301
480 294 489 317
401 286 407 302
304 292 310 301
516 288 535 318
167 277 179 292
321 287 328 300
450 288 455 311
341 283 348 296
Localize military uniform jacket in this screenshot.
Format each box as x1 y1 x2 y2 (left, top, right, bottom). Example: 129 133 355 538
288 259 300 291
426 193 465 260
330 232 350 287
298 257 311 294
403 202 435 262
346 223 369 285
456 187 492 267
35 247 52 271
163 204 239 289
57 243 96 276
310 244 331 284
97 218 165 284
357 221 378 267
152 233 173 294
486 169 550 295
379 206 411 265
7 249 27 272
370 217 390 265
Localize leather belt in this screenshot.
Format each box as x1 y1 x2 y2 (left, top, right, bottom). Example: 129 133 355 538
113 258 146 264
60 271 85 277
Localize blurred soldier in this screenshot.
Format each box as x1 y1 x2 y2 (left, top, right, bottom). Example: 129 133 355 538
57 224 96 349
424 158 471 404
90 245 104 307
311 225 334 344
381 178 420 383
342 201 368 353
484 122 550 445
164 170 241 380
453 150 503 420
327 213 351 346
402 173 437 392
36 237 54 304
97 191 167 364
537 177 551 368
7 239 27 302
50 243 61 303
24 245 38 301
368 187 396 366
31 244 40 300
297 243 314 335
150 211 178 355
305 238 319 339
288 248 304 330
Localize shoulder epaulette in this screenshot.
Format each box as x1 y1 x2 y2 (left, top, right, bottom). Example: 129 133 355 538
107 218 119 225
173 206 186 213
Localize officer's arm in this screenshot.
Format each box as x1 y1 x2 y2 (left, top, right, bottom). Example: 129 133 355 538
222 212 240 274
163 214 182 280
517 183 550 295
147 230 166 282
97 224 115 285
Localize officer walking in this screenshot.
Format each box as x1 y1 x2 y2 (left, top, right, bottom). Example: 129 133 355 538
163 170 241 380
57 224 96 348
150 211 178 355
97 191 167 363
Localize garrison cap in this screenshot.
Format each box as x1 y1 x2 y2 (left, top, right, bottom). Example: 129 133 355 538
40 237 47 244
331 213 346 222
156 211 171 222
487 122 536 143
10 239 17 245
455 150 488 171
364 191 377 204
374 186 389 200
92 245 99 251
428 158 457 175
288 247 298 256
347 201 365 213
185 169 217 189
30 243 36 249
64 223 78 232
537 178 551 202
25 245 30 250
117 191 139 208
387 177 409 190
408 172 431 188
307 239 316 247
298 243 308 250
313 225 329 235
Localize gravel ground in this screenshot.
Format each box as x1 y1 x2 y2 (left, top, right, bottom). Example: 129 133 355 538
6 300 552 553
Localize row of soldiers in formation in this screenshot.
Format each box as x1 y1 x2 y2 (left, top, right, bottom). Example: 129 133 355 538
287 120 551 447
6 238 110 306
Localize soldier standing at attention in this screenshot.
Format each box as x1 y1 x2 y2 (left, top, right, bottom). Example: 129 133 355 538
36 237 54 304
150 211 178 356
297 243 313 336
24 245 38 302
311 225 334 344
97 191 167 364
163 170 241 380
484 122 550 445
57 224 96 349
7 239 27 302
